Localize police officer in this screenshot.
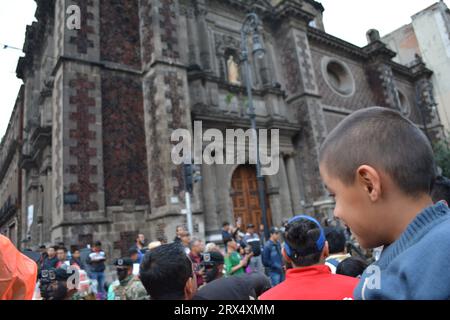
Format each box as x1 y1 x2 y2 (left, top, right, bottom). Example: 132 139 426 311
111 258 149 300
201 251 225 284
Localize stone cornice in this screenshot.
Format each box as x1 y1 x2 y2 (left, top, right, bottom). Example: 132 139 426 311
362 40 397 60
304 0 324 13
308 28 428 80
307 26 368 59
16 0 55 80
272 0 315 23
217 0 317 24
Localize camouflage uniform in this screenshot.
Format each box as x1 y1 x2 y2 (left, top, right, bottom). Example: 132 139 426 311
113 275 149 300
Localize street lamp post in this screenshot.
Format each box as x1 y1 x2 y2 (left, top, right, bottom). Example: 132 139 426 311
240 13 270 241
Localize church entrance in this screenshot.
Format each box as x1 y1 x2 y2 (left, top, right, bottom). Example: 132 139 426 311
231 165 272 232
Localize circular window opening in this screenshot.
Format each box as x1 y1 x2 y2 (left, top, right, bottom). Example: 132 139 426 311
322 58 355 97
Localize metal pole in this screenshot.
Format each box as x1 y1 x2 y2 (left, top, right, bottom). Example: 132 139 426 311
185 191 193 235
241 13 270 241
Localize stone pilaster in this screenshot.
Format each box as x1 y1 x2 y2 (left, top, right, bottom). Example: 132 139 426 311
363 36 400 110
274 6 328 205
202 164 220 237
51 0 106 244
411 57 444 143
140 0 204 239
54 0 101 61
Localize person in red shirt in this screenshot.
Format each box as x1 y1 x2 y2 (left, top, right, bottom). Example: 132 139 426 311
188 239 205 288
259 215 358 300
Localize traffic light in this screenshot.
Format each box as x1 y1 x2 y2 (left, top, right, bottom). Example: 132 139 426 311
184 164 193 193
183 164 202 193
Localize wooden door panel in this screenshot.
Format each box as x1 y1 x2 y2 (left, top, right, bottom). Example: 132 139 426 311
231 165 272 230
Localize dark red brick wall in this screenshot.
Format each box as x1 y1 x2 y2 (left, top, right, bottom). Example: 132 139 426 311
69 74 99 212
100 0 141 68
140 0 154 64
102 72 149 206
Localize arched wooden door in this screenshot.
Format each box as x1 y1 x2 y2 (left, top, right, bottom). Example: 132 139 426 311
231 165 272 230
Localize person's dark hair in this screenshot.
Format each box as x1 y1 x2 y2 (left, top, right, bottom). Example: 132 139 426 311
325 227 347 254
94 241 102 247
57 247 67 253
223 222 230 227
157 236 167 244
48 245 57 251
128 248 139 256
43 281 68 300
71 246 80 253
284 219 323 267
320 107 436 197
39 245 46 250
140 243 193 300
431 176 450 204
336 257 368 278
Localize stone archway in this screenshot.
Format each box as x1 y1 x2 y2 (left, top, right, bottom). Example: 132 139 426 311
230 165 272 230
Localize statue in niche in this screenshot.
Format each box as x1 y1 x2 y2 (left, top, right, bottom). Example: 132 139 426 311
227 55 241 85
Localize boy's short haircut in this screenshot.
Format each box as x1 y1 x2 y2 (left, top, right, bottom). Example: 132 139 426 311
431 176 450 204
336 257 368 278
284 219 323 267
325 227 347 254
140 243 193 300
319 107 436 196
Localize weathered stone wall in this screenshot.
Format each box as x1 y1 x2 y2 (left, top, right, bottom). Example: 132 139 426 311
310 46 378 111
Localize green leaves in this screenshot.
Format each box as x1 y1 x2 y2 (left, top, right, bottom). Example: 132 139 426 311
434 135 450 177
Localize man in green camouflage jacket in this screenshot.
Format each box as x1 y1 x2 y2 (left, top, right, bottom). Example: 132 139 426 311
111 258 149 300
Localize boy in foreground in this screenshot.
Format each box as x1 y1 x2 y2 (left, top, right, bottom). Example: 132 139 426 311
319 107 450 299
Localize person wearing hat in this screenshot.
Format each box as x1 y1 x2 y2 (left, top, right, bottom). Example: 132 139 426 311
262 227 284 287
109 258 149 300
259 215 359 300
243 223 264 274
200 251 225 284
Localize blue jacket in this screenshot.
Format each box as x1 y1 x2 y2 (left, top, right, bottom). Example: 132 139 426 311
354 201 450 300
262 239 283 274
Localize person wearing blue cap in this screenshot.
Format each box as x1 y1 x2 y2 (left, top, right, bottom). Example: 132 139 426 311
259 215 358 300
262 227 284 287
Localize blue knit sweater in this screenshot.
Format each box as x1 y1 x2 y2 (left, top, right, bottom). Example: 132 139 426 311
354 201 450 300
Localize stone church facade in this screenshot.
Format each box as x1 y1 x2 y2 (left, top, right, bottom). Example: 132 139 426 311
0 0 442 257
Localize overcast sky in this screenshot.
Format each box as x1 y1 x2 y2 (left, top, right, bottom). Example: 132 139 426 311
0 0 445 138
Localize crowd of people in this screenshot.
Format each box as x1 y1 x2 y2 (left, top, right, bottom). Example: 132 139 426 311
1 107 450 301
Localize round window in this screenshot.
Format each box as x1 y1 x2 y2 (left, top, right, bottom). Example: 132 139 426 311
322 58 355 97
